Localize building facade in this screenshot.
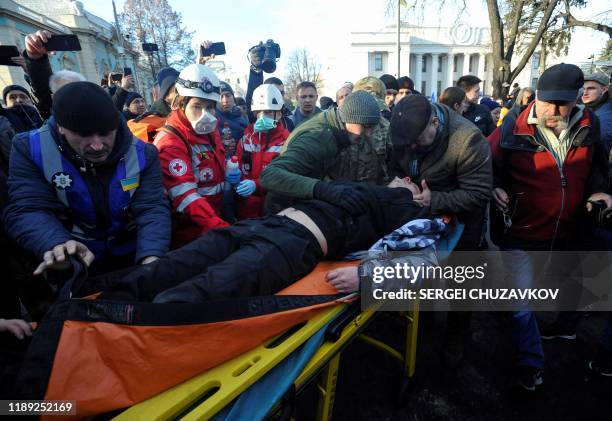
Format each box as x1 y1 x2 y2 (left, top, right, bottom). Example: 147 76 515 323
0 0 154 104
349 23 541 98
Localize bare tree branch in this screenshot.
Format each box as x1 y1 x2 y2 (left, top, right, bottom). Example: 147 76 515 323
504 0 526 61
564 13 612 36
509 0 559 80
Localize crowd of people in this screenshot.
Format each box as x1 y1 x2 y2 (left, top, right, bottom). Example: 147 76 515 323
0 29 611 400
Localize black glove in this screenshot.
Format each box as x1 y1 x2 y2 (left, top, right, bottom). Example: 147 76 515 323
313 181 369 216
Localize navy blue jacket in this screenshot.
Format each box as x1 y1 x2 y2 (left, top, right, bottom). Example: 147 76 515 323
3 116 171 262
216 106 248 141
587 93 612 151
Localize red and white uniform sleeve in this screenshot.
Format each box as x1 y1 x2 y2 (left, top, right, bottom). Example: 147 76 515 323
155 133 228 233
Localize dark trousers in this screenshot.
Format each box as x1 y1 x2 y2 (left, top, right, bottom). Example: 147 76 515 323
445 206 487 339
100 216 323 303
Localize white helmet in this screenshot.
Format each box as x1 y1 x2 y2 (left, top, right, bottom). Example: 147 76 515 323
175 64 221 102
251 84 284 112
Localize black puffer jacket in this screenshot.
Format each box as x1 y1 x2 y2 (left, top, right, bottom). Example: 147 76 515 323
463 102 496 136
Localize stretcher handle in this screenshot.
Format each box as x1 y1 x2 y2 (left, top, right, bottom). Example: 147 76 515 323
56 256 89 300
324 300 361 342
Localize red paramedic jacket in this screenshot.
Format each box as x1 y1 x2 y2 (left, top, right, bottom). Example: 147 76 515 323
154 110 229 247
235 123 289 219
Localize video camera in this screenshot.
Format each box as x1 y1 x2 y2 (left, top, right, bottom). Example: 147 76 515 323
248 40 281 73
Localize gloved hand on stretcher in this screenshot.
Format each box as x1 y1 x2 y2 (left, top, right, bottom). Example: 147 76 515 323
313 181 369 216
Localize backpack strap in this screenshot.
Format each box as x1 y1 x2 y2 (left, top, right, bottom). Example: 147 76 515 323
161 124 192 155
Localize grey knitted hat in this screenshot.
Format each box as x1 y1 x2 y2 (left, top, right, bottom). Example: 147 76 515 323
338 91 381 125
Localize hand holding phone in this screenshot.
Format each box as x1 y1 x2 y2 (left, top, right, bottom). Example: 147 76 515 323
201 42 226 57
44 34 82 52
25 30 53 60
110 73 122 83
199 41 226 63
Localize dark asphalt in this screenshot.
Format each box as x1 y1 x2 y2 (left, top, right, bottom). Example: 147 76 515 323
295 311 610 421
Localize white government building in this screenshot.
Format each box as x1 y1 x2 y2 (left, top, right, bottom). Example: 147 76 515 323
345 23 541 98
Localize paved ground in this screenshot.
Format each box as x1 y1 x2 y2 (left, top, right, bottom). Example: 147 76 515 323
295 311 610 421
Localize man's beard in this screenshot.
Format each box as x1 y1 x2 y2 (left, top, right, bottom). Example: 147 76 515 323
536 115 568 131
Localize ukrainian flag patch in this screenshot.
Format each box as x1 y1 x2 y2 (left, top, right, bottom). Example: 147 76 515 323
120 177 140 191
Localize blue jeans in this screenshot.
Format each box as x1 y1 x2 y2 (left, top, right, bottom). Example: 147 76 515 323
501 248 545 368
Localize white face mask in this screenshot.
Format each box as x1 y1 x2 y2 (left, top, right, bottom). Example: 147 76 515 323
191 111 217 134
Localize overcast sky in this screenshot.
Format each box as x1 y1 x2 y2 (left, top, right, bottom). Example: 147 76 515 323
80 0 610 93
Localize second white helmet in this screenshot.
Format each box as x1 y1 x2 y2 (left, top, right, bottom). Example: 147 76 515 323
175 64 221 102
251 84 284 112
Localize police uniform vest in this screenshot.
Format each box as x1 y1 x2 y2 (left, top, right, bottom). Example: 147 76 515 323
28 126 147 258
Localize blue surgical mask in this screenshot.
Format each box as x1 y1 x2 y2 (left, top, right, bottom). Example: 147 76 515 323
254 115 277 132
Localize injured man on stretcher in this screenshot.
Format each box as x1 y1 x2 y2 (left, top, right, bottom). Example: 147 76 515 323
96 179 431 303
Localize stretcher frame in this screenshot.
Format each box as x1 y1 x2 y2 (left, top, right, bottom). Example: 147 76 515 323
114 298 420 421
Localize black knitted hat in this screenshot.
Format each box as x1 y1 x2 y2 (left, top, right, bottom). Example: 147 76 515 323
2 85 30 103
390 94 432 146
338 91 381 125
52 81 119 135
125 91 144 108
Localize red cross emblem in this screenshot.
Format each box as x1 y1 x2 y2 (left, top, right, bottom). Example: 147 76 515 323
169 159 187 176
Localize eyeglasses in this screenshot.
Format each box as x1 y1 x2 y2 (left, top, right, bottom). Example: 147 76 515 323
176 77 220 95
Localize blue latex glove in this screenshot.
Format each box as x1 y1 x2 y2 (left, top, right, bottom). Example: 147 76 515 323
236 179 256 197
225 169 241 184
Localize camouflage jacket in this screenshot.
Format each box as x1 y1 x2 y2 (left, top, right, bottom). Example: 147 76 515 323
328 116 392 184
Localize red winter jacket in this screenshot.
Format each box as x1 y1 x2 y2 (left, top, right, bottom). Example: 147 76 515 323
235 124 289 219
154 110 229 247
487 102 608 246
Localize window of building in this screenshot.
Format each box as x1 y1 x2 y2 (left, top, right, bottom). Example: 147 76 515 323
422 55 427 72
421 81 426 94
453 55 458 72
469 56 473 73
437 81 442 94
374 52 383 72
532 53 540 70
438 56 442 72
484 55 488 72
532 77 539 87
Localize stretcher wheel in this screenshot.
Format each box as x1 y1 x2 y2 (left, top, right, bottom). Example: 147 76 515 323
396 375 414 407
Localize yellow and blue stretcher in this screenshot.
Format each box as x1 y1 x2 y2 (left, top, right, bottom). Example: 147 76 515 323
113 223 464 420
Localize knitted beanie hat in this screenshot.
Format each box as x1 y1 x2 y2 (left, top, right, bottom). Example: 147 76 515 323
125 91 144 108
480 97 501 111
338 91 381 125
2 85 30 103
53 81 119 135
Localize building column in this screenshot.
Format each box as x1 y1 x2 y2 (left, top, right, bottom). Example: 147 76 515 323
414 53 423 93
400 45 410 77
430 53 439 97
462 52 471 76
446 53 454 90
477 53 486 82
